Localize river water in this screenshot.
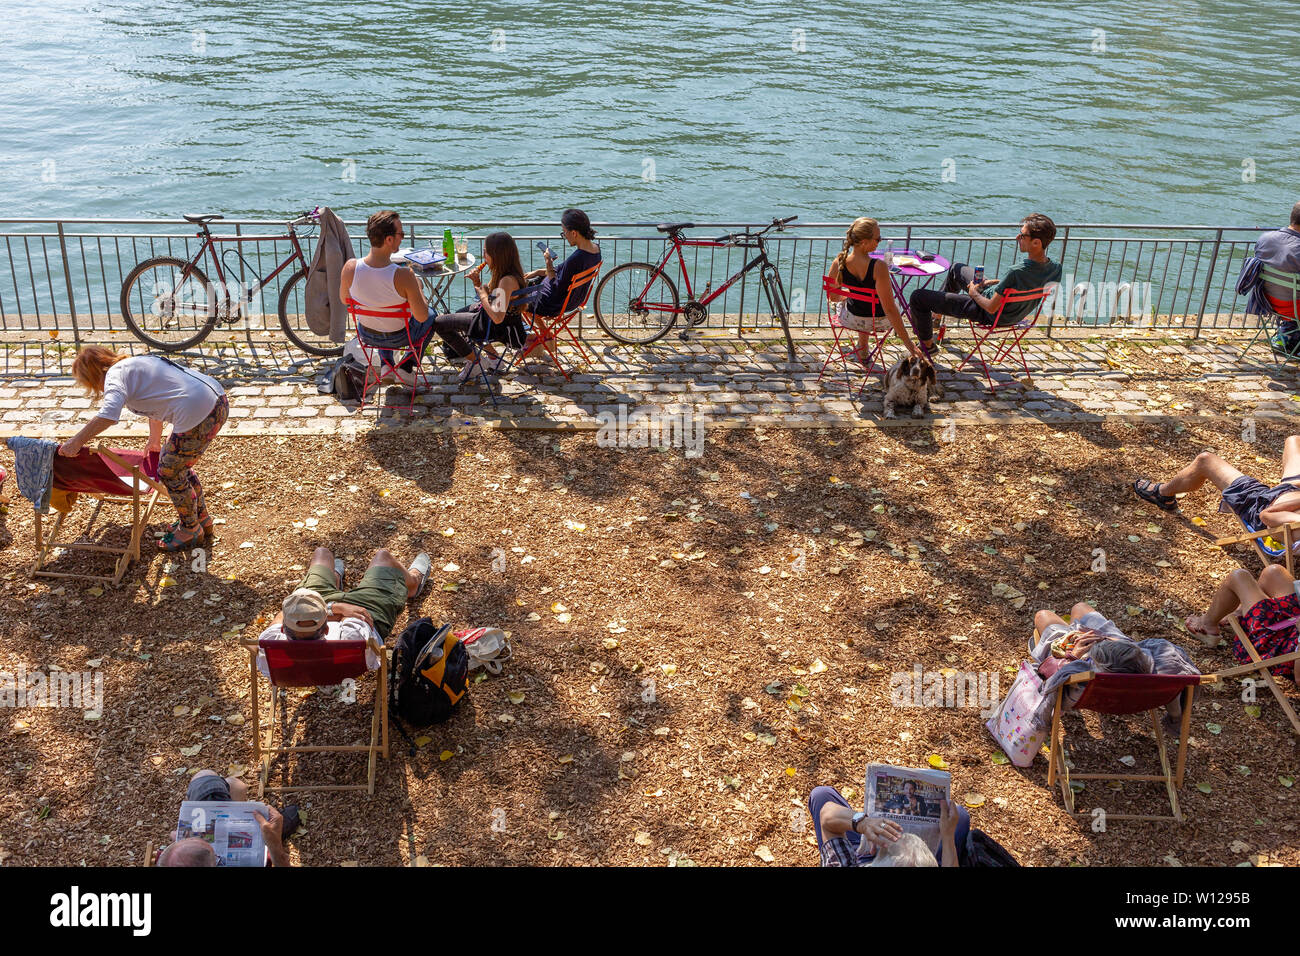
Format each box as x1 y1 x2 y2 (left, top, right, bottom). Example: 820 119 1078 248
4 0 1299 226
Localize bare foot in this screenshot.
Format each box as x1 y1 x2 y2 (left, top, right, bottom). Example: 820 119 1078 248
1185 613 1222 646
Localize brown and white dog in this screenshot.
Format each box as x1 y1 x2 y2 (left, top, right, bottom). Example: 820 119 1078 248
883 355 943 418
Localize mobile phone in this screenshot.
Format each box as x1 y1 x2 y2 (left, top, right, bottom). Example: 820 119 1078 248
537 241 555 258
972 266 985 285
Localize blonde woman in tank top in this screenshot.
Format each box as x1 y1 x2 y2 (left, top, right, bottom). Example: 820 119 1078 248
826 217 924 366
339 210 436 372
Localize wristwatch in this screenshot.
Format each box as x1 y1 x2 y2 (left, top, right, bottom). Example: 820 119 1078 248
851 811 868 835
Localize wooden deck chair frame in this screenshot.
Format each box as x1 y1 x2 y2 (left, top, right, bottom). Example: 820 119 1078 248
31 443 166 587
1212 509 1300 574
951 285 1053 390
1218 613 1300 737
817 274 890 397
517 261 602 381
241 634 389 796
1045 669 1215 823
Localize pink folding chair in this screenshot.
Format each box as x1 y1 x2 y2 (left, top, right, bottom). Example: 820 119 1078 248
243 632 388 796
951 285 1053 389
346 297 429 413
818 275 890 397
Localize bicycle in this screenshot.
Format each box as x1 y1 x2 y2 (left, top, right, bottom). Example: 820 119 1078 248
119 208 341 356
592 215 798 356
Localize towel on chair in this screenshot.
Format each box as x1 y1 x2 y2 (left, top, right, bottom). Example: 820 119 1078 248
5 437 58 512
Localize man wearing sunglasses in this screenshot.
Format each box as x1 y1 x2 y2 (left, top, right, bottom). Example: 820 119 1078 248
907 213 1062 358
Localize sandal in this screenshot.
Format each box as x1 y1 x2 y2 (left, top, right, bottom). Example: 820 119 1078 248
1133 478 1177 512
409 552 431 599
1184 614 1222 647
158 528 202 552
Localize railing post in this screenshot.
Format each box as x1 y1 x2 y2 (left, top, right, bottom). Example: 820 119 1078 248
1193 228 1223 339
56 221 81 347
1047 225 1069 339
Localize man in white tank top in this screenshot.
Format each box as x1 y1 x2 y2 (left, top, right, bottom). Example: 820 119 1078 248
340 210 435 372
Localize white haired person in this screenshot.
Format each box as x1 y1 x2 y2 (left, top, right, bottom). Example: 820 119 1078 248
807 784 968 867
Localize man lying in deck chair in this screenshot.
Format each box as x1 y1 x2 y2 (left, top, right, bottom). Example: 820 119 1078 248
253 547 431 679
1133 435 1300 534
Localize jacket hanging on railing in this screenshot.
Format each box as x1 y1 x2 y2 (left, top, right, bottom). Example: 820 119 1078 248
1237 254 1269 319
304 207 356 342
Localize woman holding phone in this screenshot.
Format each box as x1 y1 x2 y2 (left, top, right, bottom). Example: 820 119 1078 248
432 231 528 383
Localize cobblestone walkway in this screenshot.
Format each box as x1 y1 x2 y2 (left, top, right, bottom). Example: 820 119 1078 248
1 330 1297 437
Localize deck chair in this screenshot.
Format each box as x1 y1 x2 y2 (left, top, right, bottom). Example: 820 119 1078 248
516 261 602 381
347 297 429 414
1045 669 1213 822
951 286 1053 390
817 275 890 396
1216 612 1300 737
1212 501 1300 574
17 441 165 586
1240 265 1300 365
466 284 545 409
241 631 388 796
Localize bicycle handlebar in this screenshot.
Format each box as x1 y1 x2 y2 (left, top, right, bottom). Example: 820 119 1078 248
717 216 798 244
288 206 322 227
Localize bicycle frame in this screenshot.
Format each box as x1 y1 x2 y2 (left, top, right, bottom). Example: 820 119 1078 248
637 234 772 312
184 225 309 305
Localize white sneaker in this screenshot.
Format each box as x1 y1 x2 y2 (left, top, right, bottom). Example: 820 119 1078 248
457 361 478 384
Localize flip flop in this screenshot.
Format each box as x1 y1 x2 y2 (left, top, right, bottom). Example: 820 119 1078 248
1184 614 1222 645
334 558 347 590
1133 478 1177 512
409 552 431 599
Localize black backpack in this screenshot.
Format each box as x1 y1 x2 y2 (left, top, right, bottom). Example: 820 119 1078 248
389 618 469 751
330 356 368 402
959 828 1021 867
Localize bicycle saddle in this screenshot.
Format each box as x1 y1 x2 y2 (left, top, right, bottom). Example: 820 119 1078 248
183 214 225 224
656 221 694 233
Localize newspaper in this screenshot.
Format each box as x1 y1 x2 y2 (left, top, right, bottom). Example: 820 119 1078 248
864 763 951 853
176 801 270 867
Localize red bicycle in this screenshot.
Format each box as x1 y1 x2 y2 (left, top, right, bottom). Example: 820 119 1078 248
593 216 797 352
119 208 340 356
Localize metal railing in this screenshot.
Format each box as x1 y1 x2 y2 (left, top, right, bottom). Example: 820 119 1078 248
0 217 1277 347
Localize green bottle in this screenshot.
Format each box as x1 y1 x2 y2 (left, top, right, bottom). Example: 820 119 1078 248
442 228 454 264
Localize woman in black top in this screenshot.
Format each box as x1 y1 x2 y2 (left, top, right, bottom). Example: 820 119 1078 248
826 216 924 365
434 231 529 383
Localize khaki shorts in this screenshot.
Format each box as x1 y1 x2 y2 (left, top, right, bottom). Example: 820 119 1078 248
299 564 407 639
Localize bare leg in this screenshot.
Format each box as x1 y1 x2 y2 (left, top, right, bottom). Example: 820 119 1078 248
225 776 249 801
309 546 339 588
1260 563 1296 598
1034 609 1067 633
370 549 420 598
1187 568 1270 639
1156 452 1244 498
1281 435 1300 477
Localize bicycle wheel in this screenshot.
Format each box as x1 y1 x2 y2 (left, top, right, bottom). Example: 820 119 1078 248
762 264 796 361
593 262 680 344
278 268 343 357
119 256 217 351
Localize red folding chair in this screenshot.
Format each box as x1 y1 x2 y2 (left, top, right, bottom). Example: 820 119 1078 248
1045 669 1214 822
242 632 389 796
951 285 1053 390
818 275 890 396
346 298 429 413
517 261 602 381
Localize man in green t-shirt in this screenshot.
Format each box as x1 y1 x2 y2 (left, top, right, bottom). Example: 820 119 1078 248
908 213 1062 356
